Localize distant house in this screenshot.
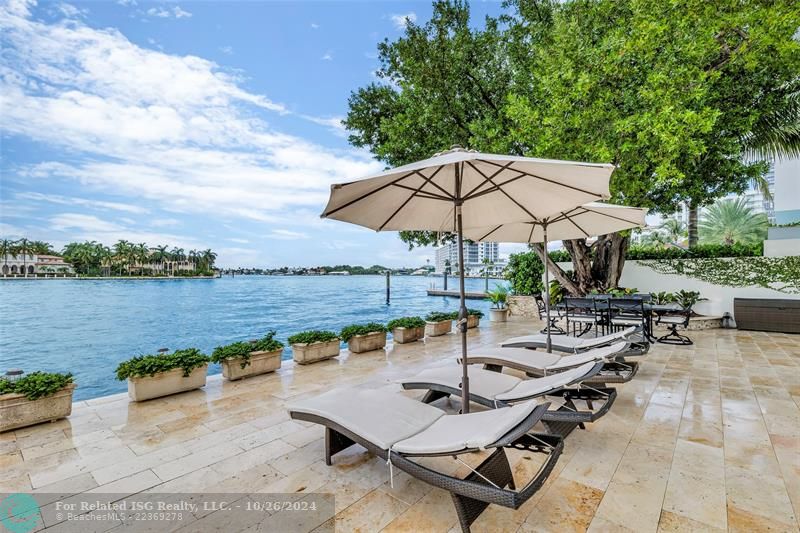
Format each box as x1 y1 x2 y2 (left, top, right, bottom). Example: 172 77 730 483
328 271 351 276
1 253 74 276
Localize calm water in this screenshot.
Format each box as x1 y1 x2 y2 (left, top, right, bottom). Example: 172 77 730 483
0 275 501 400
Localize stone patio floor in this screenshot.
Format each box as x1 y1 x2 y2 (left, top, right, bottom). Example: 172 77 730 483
1 319 799 532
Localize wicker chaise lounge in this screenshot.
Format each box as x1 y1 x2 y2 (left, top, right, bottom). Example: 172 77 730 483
288 389 562 533
399 361 617 437
463 341 638 385
502 325 649 355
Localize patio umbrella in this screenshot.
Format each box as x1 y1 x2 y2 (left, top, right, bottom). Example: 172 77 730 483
464 202 647 352
321 146 615 413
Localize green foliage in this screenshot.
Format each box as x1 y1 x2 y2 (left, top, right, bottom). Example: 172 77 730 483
504 252 544 296
467 308 484 318
210 332 284 368
626 243 762 260
0 372 73 401
641 257 800 294
340 323 388 342
287 330 339 345
115 349 209 380
387 316 426 330
425 311 457 323
590 287 638 297
650 291 675 305
486 284 509 309
699 198 769 245
671 290 707 309
548 250 571 263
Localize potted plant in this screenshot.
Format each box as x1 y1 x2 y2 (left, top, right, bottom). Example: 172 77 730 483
0 372 75 432
387 316 426 344
340 322 388 353
425 311 457 337
466 309 484 329
288 330 340 365
487 285 510 322
115 348 209 402
211 331 284 381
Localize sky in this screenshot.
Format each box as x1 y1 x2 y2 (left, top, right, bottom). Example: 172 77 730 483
1 0 537 268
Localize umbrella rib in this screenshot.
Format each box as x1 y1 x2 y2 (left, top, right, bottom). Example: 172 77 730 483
322 169 422 218
464 161 539 220
391 183 451 201
581 206 644 226
527 222 536 243
462 174 526 201
377 166 448 231
561 212 592 239
460 161 516 200
477 159 608 198
475 225 505 242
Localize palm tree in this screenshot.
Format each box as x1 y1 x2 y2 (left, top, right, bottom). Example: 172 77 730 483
16 238 33 277
659 218 687 246
481 257 494 292
743 81 800 161
699 198 768 245
0 239 15 276
152 245 169 275
113 240 132 276
200 249 217 272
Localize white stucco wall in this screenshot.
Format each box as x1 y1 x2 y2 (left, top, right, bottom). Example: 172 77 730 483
554 259 798 317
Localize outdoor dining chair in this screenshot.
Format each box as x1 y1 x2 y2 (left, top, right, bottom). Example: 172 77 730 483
655 303 693 345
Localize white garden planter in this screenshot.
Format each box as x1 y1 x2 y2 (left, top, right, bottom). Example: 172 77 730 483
348 331 387 353
127 364 208 402
425 320 453 337
221 349 282 381
392 327 421 344
489 308 509 322
467 315 481 329
292 340 341 365
0 384 76 433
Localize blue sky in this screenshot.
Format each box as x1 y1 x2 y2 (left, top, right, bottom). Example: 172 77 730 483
1 0 527 267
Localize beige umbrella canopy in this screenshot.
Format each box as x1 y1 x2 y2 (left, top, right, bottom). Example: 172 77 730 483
464 202 647 352
321 146 615 413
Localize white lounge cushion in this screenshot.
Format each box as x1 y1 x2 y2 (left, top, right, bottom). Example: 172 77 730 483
392 400 540 455
545 342 626 371
288 388 444 450
398 365 520 398
501 326 636 351
496 362 597 401
468 348 562 368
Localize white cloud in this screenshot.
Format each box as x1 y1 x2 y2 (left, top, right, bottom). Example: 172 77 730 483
54 3 87 18
310 22 319 29
390 12 416 30
146 6 170 18
150 218 180 227
15 192 149 214
267 229 309 240
219 45 233 55
51 213 124 233
228 237 249 244
300 115 346 137
321 50 333 61
172 6 191 18
0 3 382 227
49 213 202 249
117 0 137 6
145 5 191 19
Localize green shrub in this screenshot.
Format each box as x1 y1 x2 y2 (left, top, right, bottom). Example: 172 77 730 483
486 284 509 309
0 372 73 401
287 330 339 345
548 250 571 262
504 252 544 296
467 308 484 318
425 311 456 322
626 243 762 259
387 316 426 330
211 331 284 368
115 348 209 380
340 322 388 342
650 291 675 304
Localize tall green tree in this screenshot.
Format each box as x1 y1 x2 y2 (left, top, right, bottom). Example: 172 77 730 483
699 198 768 245
345 0 800 294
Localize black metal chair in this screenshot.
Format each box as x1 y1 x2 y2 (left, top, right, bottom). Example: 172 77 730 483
535 294 565 335
564 297 604 336
655 303 693 345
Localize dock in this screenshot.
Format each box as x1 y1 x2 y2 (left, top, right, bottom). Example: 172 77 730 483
427 289 488 299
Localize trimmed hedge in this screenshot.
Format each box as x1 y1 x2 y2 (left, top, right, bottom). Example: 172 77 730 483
387 316 426 330
547 243 762 263
116 348 209 380
0 372 73 401
425 311 457 322
288 330 339 345
340 323 388 342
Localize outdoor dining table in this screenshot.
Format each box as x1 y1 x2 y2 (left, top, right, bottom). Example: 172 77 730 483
555 297 682 342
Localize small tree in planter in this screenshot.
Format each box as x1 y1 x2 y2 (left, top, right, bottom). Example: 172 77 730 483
116 348 210 402
288 330 340 365
340 322 388 353
387 316 426 344
0 372 75 432
211 331 284 381
425 311 457 337
487 285 510 322
466 309 484 329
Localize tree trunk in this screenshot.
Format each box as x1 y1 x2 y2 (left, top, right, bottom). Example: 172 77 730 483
530 243 580 295
688 204 698 247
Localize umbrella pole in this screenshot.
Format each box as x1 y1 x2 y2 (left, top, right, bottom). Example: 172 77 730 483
543 223 552 353
456 203 470 414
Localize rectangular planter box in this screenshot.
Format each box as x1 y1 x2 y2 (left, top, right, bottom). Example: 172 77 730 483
292 339 341 365
0 384 76 433
392 327 421 344
127 364 208 402
425 320 452 337
467 315 480 329
221 349 282 381
348 331 387 353
734 298 800 334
